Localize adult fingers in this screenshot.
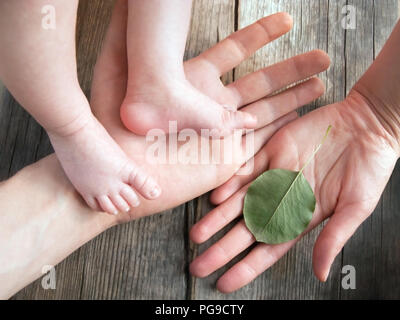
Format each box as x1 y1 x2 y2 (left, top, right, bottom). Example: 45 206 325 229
209 213 325 293
192 13 293 77
244 77 325 130
210 154 268 206
210 78 324 204
251 112 298 158
190 220 255 278
216 239 296 293
210 139 272 205
228 50 330 108
190 183 250 244
312 203 372 282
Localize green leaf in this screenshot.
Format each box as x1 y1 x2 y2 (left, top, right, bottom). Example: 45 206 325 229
243 125 332 244
244 169 315 243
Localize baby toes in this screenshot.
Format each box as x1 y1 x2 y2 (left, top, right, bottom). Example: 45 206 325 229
97 195 119 215
129 168 161 200
121 186 140 208
83 195 101 212
111 194 131 213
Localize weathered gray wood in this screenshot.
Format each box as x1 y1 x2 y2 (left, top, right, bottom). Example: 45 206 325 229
373 0 400 299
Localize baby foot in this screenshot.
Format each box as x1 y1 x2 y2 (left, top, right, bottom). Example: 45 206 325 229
120 78 257 137
48 114 161 215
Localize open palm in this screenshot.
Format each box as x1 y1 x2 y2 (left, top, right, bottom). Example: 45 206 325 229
190 90 399 293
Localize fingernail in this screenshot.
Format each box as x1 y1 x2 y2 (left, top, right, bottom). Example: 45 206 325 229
149 186 161 199
125 207 130 212
113 210 119 216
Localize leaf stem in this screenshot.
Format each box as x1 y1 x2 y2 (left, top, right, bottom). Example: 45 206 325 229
299 125 332 174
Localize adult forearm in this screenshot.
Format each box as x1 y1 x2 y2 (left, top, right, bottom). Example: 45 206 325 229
354 19 400 147
0 150 231 298
0 155 115 299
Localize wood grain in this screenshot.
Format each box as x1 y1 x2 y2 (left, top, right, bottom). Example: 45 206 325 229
1 0 398 299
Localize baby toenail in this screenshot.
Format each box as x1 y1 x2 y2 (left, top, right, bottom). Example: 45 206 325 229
222 104 235 112
249 114 257 122
150 187 160 198
132 200 140 207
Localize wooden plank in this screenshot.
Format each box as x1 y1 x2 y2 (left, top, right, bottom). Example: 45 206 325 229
340 0 400 299
0 86 46 181
371 0 400 294
376 1 400 299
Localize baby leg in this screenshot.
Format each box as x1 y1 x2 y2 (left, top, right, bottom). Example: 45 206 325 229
121 0 257 136
0 0 161 214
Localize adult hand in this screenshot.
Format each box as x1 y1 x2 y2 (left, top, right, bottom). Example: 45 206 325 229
190 18 400 293
190 88 399 293
90 0 330 221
